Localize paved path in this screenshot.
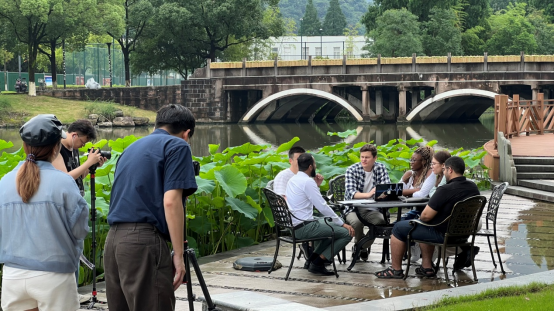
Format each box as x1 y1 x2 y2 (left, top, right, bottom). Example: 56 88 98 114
79 191 554 310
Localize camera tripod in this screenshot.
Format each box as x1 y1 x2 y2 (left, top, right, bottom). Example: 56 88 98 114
86 164 107 309
182 238 216 311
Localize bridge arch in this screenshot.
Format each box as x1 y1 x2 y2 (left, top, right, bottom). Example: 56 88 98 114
240 88 364 123
407 89 499 122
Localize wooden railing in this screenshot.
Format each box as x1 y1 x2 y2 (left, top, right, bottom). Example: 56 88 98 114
494 93 554 149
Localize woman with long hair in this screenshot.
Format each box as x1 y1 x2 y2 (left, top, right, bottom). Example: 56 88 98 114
429 150 452 197
0 115 89 311
401 146 435 198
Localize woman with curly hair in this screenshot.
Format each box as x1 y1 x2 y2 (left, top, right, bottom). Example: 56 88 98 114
401 146 435 198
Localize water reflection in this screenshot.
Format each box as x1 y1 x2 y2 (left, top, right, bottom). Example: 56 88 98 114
0 120 494 156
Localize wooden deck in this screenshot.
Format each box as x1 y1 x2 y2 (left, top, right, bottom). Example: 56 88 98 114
509 133 554 157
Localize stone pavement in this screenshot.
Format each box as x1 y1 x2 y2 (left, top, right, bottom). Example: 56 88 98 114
79 191 554 310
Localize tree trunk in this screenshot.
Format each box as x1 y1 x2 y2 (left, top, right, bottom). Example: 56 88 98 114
123 47 131 87
50 41 57 89
28 43 38 96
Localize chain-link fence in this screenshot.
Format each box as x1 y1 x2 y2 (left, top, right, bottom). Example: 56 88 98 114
1 44 183 92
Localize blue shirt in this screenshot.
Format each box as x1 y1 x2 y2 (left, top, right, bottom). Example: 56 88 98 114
108 129 197 238
0 161 89 273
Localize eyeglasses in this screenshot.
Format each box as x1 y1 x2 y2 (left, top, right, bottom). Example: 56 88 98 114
410 158 422 163
431 162 440 166
76 135 88 146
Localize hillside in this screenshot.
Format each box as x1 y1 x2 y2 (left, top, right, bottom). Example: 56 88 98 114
279 0 372 34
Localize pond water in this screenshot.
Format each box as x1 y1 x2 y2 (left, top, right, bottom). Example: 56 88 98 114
0 115 495 156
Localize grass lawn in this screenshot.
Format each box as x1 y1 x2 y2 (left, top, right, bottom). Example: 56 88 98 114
426 283 554 311
0 94 157 124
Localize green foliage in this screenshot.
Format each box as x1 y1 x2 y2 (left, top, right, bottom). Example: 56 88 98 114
461 25 488 55
461 0 491 30
527 8 554 55
486 3 538 55
422 8 463 56
301 0 322 36
84 102 119 120
322 0 347 36
0 134 490 287
0 97 13 121
425 282 553 311
366 8 423 57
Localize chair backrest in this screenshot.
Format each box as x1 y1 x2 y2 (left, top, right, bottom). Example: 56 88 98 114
263 188 294 230
266 180 275 191
328 174 346 203
445 195 488 238
485 182 508 223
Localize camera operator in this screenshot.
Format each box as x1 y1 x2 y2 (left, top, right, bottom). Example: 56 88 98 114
52 119 106 196
104 104 197 311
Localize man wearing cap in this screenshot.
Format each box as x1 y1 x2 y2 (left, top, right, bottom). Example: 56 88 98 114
0 114 89 311
104 104 198 310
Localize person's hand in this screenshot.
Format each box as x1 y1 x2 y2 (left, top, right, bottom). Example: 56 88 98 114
314 173 324 187
98 156 107 167
84 149 102 167
172 253 186 291
368 187 376 198
342 223 355 237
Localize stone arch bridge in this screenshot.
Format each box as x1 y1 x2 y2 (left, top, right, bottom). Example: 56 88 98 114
183 55 554 123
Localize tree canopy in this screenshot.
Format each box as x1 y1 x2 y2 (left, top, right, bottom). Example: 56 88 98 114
422 8 463 56
366 8 423 57
301 0 322 36
322 0 347 35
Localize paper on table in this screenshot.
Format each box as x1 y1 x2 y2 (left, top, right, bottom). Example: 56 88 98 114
338 199 376 204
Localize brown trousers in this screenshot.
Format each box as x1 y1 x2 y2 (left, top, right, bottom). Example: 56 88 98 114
104 223 175 311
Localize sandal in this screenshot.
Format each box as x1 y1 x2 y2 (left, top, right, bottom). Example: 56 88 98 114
375 267 404 279
415 265 436 278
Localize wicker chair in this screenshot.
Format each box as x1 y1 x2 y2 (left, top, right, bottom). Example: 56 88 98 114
263 188 339 281
476 182 508 274
404 195 487 282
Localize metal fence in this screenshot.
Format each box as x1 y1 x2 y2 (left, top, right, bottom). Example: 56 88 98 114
1 44 183 92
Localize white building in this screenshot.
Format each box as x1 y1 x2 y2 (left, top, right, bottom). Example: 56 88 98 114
266 36 367 60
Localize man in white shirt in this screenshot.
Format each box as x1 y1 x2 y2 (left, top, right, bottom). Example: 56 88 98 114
286 153 355 276
273 146 305 196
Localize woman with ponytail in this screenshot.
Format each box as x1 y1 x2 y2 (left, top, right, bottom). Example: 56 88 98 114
0 114 89 311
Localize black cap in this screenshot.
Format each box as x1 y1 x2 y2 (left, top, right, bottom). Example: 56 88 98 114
19 114 67 147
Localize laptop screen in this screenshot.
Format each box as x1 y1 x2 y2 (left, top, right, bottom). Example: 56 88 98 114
375 183 403 201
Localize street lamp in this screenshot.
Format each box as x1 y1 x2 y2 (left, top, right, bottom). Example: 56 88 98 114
300 18 303 60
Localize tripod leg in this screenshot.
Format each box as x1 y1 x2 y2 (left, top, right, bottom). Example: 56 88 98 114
184 253 195 311
187 249 216 311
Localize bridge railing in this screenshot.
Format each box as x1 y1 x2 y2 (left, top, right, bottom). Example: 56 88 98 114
494 93 554 148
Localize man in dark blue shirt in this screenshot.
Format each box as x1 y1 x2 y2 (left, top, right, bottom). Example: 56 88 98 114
104 104 197 310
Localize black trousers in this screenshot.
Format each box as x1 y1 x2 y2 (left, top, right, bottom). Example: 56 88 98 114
104 223 175 311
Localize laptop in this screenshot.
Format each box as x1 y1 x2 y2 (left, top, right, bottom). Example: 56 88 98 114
374 183 403 201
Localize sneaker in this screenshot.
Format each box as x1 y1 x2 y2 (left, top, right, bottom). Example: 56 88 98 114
454 246 480 270
308 263 335 276
360 248 369 261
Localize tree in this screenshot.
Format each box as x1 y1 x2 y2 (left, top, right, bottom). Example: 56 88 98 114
528 0 554 23
301 0 322 36
461 0 491 30
0 0 63 96
461 25 487 55
366 8 423 57
422 8 463 56
486 3 538 55
323 0 347 35
490 0 511 12
527 9 554 55
407 0 457 22
104 0 157 87
37 0 101 89
361 0 408 33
